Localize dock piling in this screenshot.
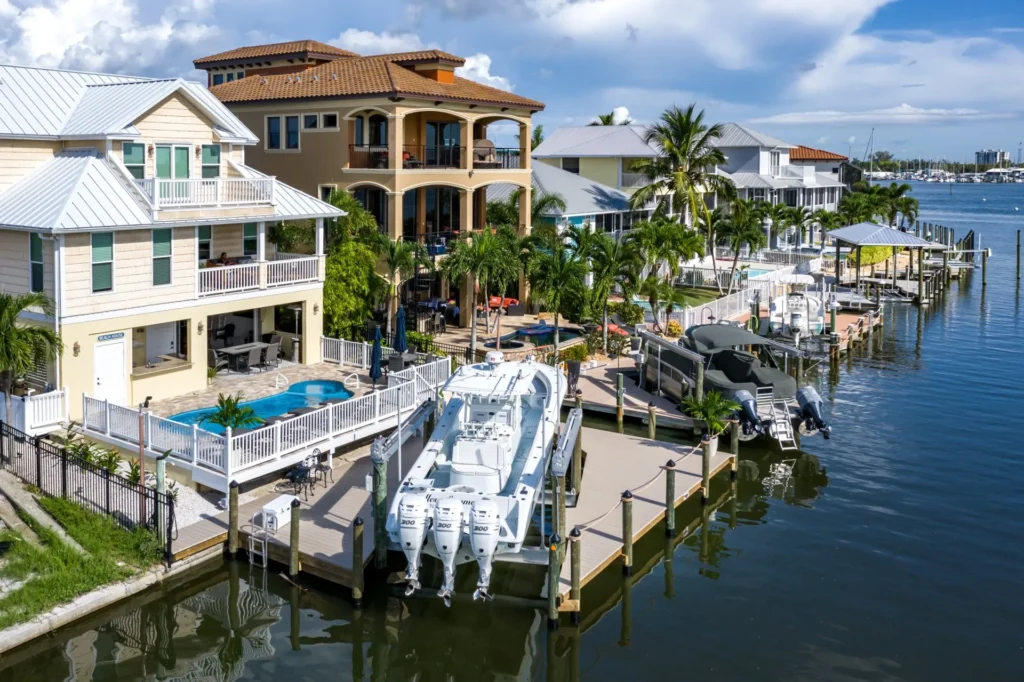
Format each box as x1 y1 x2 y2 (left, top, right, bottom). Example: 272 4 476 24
729 421 739 478
1017 230 1020 280
615 373 624 432
701 439 712 504
572 391 583 495
917 248 925 305
619 572 633 647
289 499 301 577
570 527 581 625
227 480 239 556
621 490 634 576
371 438 388 569
547 533 561 630
983 248 988 287
664 460 676 537
647 402 657 440
695 360 705 401
352 517 365 608
556 474 567 556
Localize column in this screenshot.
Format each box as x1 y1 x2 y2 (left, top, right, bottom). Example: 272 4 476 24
519 123 532 170
459 189 472 234
518 184 532 303
417 187 427 238
315 218 325 281
461 122 473 172
387 115 404 171
257 221 267 289
387 191 403 240
301 298 323 364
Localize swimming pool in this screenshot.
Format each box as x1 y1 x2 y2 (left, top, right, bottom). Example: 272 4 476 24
496 325 582 348
745 268 772 279
170 380 353 434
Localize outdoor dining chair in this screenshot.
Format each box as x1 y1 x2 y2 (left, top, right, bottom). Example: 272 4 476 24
242 347 263 374
261 342 280 371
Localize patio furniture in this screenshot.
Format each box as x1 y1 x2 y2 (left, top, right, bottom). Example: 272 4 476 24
208 349 228 373
240 347 262 373
218 342 269 372
285 460 315 500
263 415 289 426
289 407 317 416
310 448 333 488
473 139 502 169
261 342 280 371
506 303 525 317
388 355 405 373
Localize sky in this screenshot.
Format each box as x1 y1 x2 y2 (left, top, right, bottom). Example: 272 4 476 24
2 0 1023 162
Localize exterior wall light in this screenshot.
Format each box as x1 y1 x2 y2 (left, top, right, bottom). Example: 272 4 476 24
197 321 205 335
73 341 80 357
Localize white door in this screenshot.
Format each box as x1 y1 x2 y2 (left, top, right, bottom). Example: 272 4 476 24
94 341 126 406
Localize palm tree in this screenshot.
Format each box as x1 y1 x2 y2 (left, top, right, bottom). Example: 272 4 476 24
786 206 813 247
626 216 704 285
369 233 432 339
895 195 919 230
0 292 63 421
441 228 503 358
483 228 523 339
811 208 842 235
200 393 262 430
515 124 545 150
716 201 767 294
588 111 632 126
879 182 913 227
761 201 791 243
528 244 587 361
682 390 741 439
589 234 640 353
486 188 567 230
636 275 684 334
697 209 728 293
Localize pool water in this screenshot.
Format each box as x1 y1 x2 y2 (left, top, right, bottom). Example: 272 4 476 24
745 268 772 278
169 380 352 434
499 325 582 348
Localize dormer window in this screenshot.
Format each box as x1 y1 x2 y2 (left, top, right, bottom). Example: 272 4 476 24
212 74 224 86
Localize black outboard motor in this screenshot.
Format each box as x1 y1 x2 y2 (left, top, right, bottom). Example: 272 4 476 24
731 390 763 440
795 386 831 439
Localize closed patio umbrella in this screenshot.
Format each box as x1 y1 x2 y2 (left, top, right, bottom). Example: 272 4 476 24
369 325 383 389
394 306 408 354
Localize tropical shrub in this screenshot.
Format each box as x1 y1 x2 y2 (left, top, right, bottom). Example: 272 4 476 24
682 391 741 438
559 343 590 363
406 330 435 354
846 246 891 268
666 320 683 337
200 394 262 430
608 301 645 326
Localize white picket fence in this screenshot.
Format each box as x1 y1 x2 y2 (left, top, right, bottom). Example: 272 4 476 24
321 337 396 369
0 388 67 436
666 279 785 329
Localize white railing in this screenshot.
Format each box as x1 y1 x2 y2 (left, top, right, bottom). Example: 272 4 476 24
267 256 318 287
620 172 647 189
749 264 797 282
135 177 275 209
199 262 260 296
0 389 67 436
715 247 820 265
666 279 785 329
321 337 396 369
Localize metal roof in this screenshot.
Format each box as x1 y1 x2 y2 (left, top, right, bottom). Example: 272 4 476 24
532 126 659 158
487 162 631 217
828 222 935 248
231 162 344 219
60 79 182 136
713 123 795 149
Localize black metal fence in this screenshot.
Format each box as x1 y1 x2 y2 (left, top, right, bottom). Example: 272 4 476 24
0 421 175 564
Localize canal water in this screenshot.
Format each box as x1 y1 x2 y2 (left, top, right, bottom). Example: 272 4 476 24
2 183 1021 681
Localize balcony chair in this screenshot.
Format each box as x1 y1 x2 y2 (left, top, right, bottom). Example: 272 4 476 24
473 139 503 169
208 349 228 373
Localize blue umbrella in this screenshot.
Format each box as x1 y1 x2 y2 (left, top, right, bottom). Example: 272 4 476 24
394 306 408 354
369 326 383 388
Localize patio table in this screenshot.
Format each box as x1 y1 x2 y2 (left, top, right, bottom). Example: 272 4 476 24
218 342 268 371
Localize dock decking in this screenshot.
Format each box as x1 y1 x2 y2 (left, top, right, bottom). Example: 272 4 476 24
567 366 693 428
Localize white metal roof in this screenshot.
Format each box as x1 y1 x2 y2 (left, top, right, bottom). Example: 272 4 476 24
487 162 632 217
60 79 182 137
828 222 936 248
230 162 344 219
532 126 659 158
713 123 795 149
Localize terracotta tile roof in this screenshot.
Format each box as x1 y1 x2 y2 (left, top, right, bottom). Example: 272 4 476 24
194 40 358 66
790 145 848 162
209 55 544 110
364 50 465 65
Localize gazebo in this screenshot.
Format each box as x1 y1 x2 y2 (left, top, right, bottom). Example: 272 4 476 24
827 221 941 297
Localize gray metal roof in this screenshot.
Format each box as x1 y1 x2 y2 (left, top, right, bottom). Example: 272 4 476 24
532 126 659 158
487 162 631 217
231 162 345 220
828 222 935 248
713 123 795 149
0 64 257 143
719 168 844 191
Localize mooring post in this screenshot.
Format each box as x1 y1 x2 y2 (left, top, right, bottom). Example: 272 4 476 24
647 402 656 440
917 247 925 304
664 460 676 537
695 359 704 401
615 373 624 432
942 249 949 289
982 248 988 287
701 438 712 504
569 527 582 625
289 498 301 577
572 391 583 496
729 421 739 478
1017 229 1020 280
547 532 561 631
371 438 388 569
352 517 365 608
621 490 633 576
228 480 239 556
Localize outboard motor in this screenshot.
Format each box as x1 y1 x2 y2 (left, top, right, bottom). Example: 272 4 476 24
469 498 501 601
398 494 430 596
732 389 763 440
795 386 831 439
433 497 463 607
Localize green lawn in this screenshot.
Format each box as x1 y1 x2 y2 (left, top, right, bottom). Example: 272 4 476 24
0 497 163 629
675 286 725 307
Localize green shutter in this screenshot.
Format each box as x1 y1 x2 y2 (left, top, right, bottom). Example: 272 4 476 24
153 258 171 286
92 263 112 292
30 233 42 261
152 229 172 257
174 147 190 179
92 233 113 262
156 147 171 179
198 225 211 240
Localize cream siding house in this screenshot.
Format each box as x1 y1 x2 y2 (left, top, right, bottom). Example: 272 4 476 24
0 64 342 430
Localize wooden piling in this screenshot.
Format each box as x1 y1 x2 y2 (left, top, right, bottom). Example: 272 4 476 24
615 373 624 432
371 440 388 569
547 533 561 630
701 439 712 504
289 499 301 577
647 402 657 440
352 517 365 608
227 480 239 556
569 527 581 625
729 421 739 479
983 248 988 287
619 572 633 647
663 532 675 599
695 359 704 401
621 490 633 576
664 459 676 537
572 392 583 494
917 248 925 305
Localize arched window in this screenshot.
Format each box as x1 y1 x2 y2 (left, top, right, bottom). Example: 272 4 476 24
354 117 364 145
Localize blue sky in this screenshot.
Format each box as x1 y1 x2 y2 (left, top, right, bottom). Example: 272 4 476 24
2 0 1023 162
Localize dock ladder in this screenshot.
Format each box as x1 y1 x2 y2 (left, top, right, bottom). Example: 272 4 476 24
756 387 799 451
248 511 270 569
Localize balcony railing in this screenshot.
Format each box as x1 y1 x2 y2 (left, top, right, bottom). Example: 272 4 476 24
404 145 464 169
198 256 319 296
473 145 523 169
349 144 390 169
135 177 275 209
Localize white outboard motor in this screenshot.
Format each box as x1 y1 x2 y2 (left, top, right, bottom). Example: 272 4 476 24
397 494 430 596
732 389 763 440
433 497 463 606
795 386 831 439
469 498 501 601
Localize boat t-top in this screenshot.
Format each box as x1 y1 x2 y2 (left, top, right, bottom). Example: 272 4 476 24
768 273 825 338
385 351 565 605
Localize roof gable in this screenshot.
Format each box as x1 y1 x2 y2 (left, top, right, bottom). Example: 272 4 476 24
829 222 935 247
714 123 795 149
532 126 657 158
194 40 358 65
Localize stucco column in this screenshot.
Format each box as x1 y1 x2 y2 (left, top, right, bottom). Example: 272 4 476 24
518 184 532 236
387 115 404 170
387 191 403 240
461 121 473 172
301 296 323 364
459 189 472 234
416 187 426 238
519 123 532 169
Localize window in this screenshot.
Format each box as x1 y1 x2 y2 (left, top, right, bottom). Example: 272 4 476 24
201 145 220 178
770 151 780 177
243 223 258 257
303 114 319 130
595 213 617 232
212 74 224 86
236 71 244 80
751 188 766 201
562 157 580 174
321 113 338 130
152 229 172 286
831 167 839 174
198 225 211 261
92 232 113 293
319 185 336 202
122 143 145 180
266 117 281 150
226 73 235 83
354 117 364 145
29 233 44 293
285 115 300 149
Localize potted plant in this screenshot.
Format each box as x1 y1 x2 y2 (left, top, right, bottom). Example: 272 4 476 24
681 391 740 457
207 367 217 386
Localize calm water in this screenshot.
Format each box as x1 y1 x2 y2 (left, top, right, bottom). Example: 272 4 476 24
3 183 1022 680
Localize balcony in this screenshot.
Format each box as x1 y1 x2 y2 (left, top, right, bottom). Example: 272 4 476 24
135 177 276 209
349 144 390 169
198 255 320 297
472 142 523 169
402 145 465 169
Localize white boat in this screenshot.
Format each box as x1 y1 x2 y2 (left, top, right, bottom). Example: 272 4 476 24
385 351 565 605
769 274 825 337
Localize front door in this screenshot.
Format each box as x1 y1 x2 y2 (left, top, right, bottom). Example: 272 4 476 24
94 340 126 406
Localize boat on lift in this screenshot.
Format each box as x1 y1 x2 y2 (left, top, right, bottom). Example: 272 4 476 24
768 273 825 337
385 351 565 605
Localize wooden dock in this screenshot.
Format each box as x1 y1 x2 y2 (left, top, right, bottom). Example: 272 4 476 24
566 366 693 429
557 427 732 606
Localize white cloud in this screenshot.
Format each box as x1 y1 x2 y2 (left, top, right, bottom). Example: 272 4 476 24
0 0 217 74
816 136 829 145
456 53 513 91
331 29 429 55
611 106 632 124
751 103 1015 125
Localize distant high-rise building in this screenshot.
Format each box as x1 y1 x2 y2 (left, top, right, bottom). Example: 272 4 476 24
976 149 1010 167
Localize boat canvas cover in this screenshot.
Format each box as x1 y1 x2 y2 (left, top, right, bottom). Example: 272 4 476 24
686 324 776 354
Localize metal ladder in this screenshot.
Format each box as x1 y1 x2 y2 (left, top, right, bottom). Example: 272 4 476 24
248 511 269 569
770 400 799 451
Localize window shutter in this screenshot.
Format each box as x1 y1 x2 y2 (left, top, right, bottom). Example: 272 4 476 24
153 258 171 286
92 263 112 292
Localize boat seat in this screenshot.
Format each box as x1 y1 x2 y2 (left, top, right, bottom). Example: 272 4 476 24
703 369 757 397
450 437 508 494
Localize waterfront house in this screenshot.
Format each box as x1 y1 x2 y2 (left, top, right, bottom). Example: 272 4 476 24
531 125 664 197
0 64 342 427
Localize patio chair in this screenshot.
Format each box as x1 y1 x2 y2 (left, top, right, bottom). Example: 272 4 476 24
310 448 333 488
388 355 405 373
286 459 315 500
240 347 263 374
208 349 228 373
261 342 280 371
